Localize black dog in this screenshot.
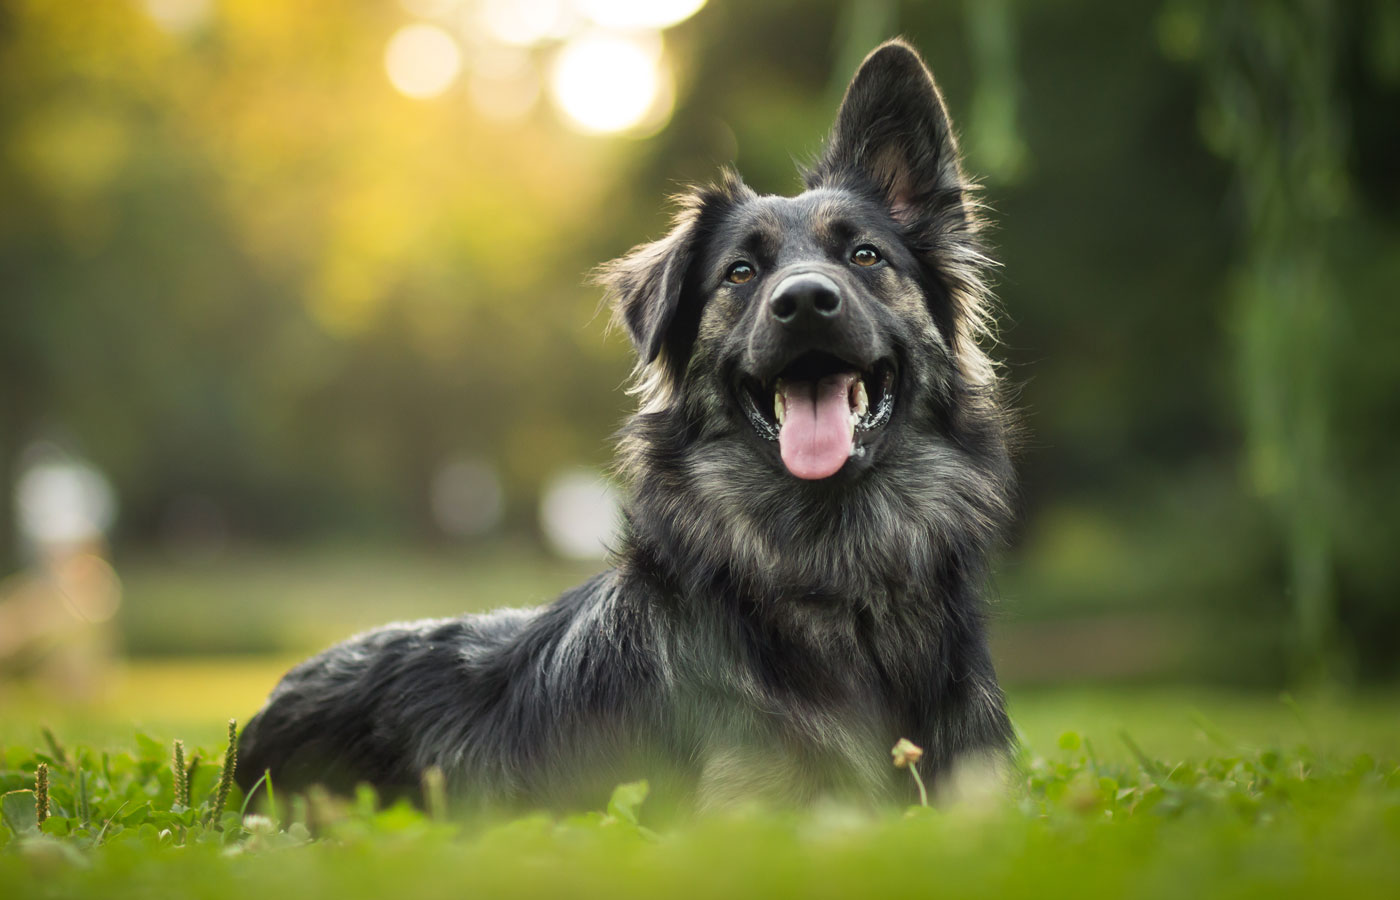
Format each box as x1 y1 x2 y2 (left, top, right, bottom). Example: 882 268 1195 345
237 39 1015 812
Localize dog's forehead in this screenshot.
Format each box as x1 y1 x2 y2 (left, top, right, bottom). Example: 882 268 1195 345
716 188 887 248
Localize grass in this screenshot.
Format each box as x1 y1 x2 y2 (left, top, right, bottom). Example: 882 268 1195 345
6 654 1399 759
2 683 1398 898
4 549 1396 895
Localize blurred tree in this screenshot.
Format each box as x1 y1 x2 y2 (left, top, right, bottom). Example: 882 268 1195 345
963 0 1027 185
1 1 1396 681
1166 0 1350 680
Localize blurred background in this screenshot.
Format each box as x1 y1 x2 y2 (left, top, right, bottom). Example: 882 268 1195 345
2 0 1398 750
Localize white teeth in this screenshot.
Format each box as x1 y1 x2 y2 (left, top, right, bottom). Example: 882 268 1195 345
767 376 869 432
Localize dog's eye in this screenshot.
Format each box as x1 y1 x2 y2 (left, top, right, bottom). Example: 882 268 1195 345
726 262 756 284
851 245 882 267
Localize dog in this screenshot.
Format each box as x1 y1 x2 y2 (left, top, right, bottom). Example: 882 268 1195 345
236 39 1015 812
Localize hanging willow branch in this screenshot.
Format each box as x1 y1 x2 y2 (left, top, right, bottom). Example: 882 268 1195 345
1162 0 1346 680
965 0 1027 184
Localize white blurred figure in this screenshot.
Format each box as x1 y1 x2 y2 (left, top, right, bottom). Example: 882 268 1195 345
0 443 121 696
539 468 619 560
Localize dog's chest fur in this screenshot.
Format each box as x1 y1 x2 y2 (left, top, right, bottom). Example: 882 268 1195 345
617 554 998 808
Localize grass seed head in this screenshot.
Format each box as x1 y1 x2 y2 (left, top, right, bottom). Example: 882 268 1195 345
172 740 189 808
892 739 924 769
211 719 238 827
35 762 50 825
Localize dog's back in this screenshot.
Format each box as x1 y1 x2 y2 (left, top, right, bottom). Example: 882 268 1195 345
240 573 673 807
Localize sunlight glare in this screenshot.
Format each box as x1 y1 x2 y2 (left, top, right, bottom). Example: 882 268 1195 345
384 24 463 99
550 32 673 136
480 0 574 47
573 0 707 30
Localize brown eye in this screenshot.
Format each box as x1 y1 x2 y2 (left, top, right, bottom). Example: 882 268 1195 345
851 245 881 267
726 262 756 284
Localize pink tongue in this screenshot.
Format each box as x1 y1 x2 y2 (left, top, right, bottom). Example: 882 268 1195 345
778 373 857 480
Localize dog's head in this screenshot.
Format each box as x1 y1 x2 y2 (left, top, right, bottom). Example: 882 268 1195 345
601 41 1009 588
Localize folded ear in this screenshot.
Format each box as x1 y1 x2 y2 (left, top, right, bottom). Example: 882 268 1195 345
598 173 752 368
597 209 699 366
808 40 966 224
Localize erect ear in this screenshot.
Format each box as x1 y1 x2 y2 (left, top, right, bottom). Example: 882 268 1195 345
808 40 966 224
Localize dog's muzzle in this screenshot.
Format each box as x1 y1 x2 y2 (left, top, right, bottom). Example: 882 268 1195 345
738 270 896 480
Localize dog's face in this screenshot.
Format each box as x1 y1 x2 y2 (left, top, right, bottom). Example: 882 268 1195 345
602 41 1009 593
692 187 934 481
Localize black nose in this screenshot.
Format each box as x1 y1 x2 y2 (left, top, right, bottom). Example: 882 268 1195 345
769 272 843 326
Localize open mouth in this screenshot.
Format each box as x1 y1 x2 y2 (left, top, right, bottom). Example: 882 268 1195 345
739 352 896 480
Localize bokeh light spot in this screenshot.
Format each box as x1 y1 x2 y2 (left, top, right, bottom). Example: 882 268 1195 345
539 469 619 560
17 454 117 550
574 0 707 30
141 0 212 35
550 32 673 136
480 0 574 47
431 458 505 538
384 24 463 99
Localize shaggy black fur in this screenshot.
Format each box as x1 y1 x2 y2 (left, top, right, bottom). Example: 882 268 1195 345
236 40 1015 812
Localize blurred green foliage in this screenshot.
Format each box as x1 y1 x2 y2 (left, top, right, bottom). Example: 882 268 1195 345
1 1 1398 682
113 544 600 656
